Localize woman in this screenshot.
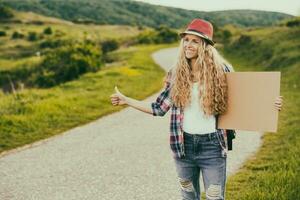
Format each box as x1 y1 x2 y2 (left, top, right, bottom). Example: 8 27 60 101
110 19 283 200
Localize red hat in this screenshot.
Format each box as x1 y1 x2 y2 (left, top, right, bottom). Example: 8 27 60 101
179 19 215 45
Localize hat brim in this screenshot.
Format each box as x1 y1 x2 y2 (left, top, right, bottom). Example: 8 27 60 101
179 30 215 46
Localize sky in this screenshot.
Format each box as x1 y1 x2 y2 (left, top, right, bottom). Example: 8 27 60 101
134 0 300 16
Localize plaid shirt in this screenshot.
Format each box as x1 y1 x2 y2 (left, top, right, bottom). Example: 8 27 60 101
151 65 232 158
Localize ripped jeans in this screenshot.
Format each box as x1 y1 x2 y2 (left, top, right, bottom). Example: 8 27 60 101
173 130 227 200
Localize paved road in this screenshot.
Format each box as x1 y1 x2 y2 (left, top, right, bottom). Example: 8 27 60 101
0 47 262 200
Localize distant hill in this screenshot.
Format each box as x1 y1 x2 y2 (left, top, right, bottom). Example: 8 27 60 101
1 9 74 25
0 0 294 28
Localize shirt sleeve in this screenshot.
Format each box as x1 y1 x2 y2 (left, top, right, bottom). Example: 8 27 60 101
151 69 173 116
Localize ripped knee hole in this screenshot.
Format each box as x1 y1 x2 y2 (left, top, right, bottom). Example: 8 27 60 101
178 178 194 192
206 184 222 200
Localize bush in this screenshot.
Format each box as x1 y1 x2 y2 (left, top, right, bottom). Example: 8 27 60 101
11 31 24 39
27 31 38 41
154 25 178 43
33 42 103 87
222 30 232 43
0 31 6 37
39 38 69 49
238 35 252 44
43 27 52 35
286 18 300 27
232 34 252 49
101 39 119 54
136 26 178 44
0 6 14 19
136 30 155 44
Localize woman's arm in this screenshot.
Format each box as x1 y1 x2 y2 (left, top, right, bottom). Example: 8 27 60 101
110 69 173 116
125 96 153 114
110 86 153 115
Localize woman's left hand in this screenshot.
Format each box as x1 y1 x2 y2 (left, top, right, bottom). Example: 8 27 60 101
274 96 283 111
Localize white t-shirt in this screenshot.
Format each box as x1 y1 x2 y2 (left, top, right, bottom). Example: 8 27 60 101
182 82 216 134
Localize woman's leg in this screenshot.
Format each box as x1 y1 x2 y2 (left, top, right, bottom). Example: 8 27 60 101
195 131 227 200
174 157 201 200
201 157 226 200
173 132 201 200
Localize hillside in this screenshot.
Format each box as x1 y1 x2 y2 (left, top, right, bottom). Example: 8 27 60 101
220 17 300 199
224 18 300 71
0 0 294 28
0 7 144 90
6 10 74 25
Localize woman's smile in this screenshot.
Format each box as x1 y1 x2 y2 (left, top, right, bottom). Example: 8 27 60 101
185 49 195 54
183 34 201 59
184 48 197 59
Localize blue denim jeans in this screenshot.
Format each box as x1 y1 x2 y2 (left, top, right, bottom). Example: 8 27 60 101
173 130 227 200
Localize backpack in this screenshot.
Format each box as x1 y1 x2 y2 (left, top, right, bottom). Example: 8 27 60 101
220 64 236 151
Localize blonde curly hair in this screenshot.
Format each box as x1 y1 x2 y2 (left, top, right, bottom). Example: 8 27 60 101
168 38 232 116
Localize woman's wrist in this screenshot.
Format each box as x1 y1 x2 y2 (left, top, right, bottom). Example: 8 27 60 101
124 96 130 105
123 96 152 114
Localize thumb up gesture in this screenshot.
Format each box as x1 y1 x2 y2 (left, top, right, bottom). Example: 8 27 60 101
110 86 127 106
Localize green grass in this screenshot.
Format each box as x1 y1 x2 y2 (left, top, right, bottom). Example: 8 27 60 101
5 9 142 41
0 56 41 71
221 24 300 200
0 43 176 154
0 9 173 154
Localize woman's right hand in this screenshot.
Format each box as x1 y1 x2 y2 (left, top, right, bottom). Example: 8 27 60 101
110 86 127 106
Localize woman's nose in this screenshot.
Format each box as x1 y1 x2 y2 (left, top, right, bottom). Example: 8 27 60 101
184 41 194 48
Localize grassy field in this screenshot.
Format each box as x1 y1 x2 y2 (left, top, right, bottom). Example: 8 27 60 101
0 43 178 154
0 10 143 72
222 23 299 200
0 9 178 155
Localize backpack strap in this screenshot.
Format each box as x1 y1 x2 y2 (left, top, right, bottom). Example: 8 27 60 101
224 63 231 72
226 130 236 150
217 63 236 151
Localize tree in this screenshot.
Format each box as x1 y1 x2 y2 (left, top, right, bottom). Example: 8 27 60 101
222 30 232 43
101 39 119 54
0 31 6 37
43 27 53 35
34 42 103 87
286 18 300 27
27 32 38 41
154 25 178 43
11 31 24 39
0 6 14 19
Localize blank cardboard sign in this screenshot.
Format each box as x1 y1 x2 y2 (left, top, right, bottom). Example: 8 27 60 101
218 72 281 132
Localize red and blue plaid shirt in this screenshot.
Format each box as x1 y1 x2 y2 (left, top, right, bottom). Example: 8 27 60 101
151 65 232 158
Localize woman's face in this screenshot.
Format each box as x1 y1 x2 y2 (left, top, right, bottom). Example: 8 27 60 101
183 34 201 60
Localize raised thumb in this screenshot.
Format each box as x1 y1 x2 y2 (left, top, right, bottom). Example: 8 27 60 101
114 86 120 94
